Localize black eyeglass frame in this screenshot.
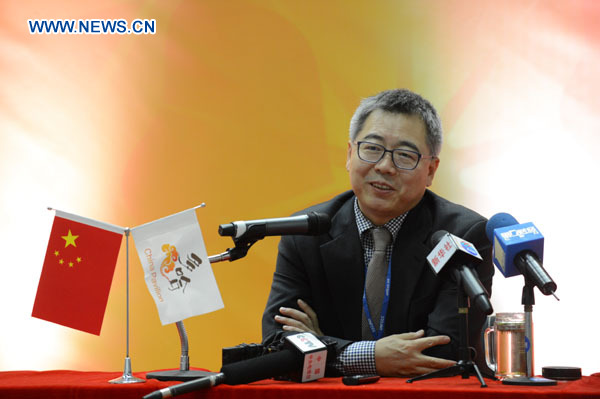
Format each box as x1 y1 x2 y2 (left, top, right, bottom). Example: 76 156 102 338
355 141 436 170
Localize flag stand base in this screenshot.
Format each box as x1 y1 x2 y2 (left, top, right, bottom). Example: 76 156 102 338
109 357 146 384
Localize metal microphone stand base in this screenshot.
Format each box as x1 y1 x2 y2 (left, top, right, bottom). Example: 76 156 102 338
501 376 556 386
407 360 488 387
146 250 235 382
145 320 219 382
146 370 217 382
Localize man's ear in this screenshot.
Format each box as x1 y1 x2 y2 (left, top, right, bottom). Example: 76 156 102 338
345 141 352 171
426 157 440 187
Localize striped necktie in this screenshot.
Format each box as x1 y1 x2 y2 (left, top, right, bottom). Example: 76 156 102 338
362 227 392 339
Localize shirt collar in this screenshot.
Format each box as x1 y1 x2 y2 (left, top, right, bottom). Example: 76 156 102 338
353 197 408 241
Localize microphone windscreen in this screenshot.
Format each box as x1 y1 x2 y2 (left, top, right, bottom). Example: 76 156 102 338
429 230 449 248
485 212 519 242
306 212 331 235
218 223 235 237
220 349 302 385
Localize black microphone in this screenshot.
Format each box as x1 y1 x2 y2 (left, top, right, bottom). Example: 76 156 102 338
143 373 224 399
143 333 329 399
218 212 331 240
427 230 493 315
485 212 557 297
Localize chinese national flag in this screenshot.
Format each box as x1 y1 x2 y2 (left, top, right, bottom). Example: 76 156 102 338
32 210 124 335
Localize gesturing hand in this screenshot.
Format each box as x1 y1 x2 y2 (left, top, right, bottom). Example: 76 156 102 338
274 299 324 336
375 330 455 377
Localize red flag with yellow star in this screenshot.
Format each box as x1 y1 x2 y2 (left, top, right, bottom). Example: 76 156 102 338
32 210 124 335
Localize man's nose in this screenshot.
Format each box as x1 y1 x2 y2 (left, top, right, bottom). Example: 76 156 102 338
374 151 397 174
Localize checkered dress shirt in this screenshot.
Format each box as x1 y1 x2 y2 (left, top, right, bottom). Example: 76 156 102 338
331 198 408 375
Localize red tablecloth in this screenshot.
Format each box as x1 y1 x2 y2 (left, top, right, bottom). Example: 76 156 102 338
1 370 599 399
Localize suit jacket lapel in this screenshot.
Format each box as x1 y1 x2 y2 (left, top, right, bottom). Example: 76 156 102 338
320 197 365 341
317 192 435 340
386 197 433 335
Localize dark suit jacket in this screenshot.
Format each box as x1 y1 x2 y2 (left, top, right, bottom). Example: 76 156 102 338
261 189 494 369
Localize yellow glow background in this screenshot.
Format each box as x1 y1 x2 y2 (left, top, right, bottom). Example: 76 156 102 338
1 0 598 375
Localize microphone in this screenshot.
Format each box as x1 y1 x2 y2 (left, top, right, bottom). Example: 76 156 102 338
218 212 331 240
143 332 329 399
485 212 558 298
427 230 493 315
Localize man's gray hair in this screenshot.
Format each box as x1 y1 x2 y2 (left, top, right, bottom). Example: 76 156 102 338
348 89 443 156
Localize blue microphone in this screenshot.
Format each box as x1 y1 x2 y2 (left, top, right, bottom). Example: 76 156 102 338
485 213 558 297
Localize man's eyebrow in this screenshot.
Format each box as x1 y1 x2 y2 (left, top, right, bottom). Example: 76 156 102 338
362 133 385 142
362 134 421 153
395 140 420 153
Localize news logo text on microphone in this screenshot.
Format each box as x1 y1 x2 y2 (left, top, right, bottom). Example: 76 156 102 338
492 222 544 278
285 333 327 382
427 232 482 275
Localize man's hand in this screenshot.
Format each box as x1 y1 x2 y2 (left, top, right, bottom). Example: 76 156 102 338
274 299 324 336
375 330 455 377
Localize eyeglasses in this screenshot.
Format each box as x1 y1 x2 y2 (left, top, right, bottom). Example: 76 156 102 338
355 141 435 170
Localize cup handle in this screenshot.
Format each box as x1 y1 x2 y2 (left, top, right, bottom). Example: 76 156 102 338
484 326 496 372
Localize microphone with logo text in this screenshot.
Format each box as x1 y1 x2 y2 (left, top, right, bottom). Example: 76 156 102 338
427 230 493 315
218 212 331 241
142 332 330 399
485 212 558 298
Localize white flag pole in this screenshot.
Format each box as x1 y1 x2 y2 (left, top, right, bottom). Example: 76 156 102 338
47 207 126 234
109 228 145 384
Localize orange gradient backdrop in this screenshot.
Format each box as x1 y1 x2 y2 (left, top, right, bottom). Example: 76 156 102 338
1 0 599 375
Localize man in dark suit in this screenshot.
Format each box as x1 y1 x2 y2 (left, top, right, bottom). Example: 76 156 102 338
261 89 493 377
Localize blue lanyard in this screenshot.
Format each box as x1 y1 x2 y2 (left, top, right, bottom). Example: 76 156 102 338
362 256 392 340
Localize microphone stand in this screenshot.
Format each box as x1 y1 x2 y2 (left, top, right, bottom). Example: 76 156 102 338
146 237 260 381
407 269 488 387
500 280 556 386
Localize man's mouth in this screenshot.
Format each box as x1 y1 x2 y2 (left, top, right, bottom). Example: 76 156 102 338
370 182 394 191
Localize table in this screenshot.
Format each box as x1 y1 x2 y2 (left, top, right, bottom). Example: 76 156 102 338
1 370 599 399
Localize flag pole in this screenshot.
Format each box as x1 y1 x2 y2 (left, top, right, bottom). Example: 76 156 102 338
109 228 145 384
